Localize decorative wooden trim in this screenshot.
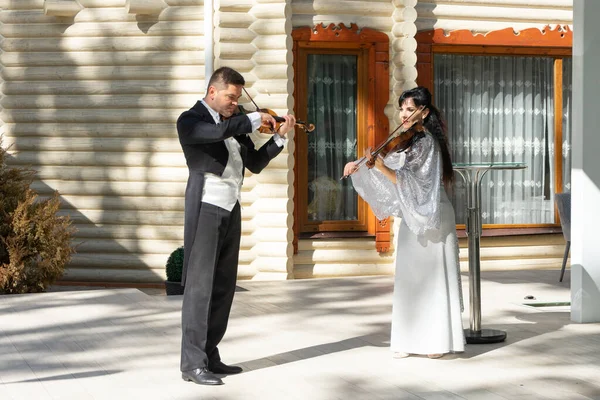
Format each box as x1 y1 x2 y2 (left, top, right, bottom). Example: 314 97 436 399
415 25 573 90
292 23 390 43
554 58 564 224
292 23 391 253
372 39 391 253
376 218 391 253
44 0 83 17
292 35 300 255
126 0 167 15
418 25 572 47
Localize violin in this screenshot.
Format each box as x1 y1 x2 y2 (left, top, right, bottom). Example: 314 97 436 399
240 87 315 133
341 106 425 179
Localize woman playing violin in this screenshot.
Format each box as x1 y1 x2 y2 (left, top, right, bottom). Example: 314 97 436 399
343 86 465 359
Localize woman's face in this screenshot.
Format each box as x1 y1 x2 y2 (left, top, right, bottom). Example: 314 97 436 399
399 97 429 128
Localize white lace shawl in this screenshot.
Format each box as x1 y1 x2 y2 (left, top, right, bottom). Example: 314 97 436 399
350 132 443 236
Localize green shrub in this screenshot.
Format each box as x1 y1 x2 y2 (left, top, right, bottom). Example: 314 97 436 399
0 137 75 294
166 246 184 282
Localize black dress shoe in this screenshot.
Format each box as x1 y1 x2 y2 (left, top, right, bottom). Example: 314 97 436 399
208 360 243 375
182 367 223 385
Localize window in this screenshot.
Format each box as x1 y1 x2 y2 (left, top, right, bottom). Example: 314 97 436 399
292 24 390 251
298 51 366 231
416 26 572 228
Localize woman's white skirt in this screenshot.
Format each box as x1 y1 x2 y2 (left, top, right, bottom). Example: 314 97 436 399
390 192 465 354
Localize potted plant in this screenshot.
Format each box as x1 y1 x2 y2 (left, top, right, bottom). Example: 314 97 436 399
165 246 185 295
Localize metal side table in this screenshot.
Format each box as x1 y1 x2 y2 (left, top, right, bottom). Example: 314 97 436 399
453 162 526 344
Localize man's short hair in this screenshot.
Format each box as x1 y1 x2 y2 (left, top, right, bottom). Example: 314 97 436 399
207 67 245 89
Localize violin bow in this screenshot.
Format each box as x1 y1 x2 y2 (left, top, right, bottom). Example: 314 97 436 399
341 105 425 180
242 87 262 113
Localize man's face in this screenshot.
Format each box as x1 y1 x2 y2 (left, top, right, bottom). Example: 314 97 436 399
207 83 243 118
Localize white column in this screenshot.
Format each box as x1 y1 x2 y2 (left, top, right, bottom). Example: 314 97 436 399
571 0 600 323
204 0 214 84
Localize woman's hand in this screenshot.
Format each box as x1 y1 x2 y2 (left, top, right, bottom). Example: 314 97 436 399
374 157 397 184
343 161 358 177
367 149 397 184
364 147 376 169
373 154 386 171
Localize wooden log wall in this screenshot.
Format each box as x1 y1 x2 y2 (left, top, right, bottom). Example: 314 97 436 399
415 0 572 33
245 0 295 280
0 0 204 283
0 0 572 283
0 0 298 283
212 0 295 280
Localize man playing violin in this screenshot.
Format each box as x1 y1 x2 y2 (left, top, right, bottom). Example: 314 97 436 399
177 66 296 385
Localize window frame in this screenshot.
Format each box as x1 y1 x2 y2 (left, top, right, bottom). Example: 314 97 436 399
295 47 370 234
415 25 573 230
292 23 390 252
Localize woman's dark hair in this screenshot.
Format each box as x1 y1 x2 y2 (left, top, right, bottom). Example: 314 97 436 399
399 86 453 185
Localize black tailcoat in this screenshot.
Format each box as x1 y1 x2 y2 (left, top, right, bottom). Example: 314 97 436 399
176 101 283 371
177 101 283 285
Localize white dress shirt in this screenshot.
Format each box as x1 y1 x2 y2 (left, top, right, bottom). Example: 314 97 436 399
200 100 286 211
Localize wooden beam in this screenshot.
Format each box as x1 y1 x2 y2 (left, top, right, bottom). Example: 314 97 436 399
43 0 82 17
126 0 167 15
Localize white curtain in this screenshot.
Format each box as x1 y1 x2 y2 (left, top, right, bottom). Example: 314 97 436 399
434 54 556 224
306 54 358 221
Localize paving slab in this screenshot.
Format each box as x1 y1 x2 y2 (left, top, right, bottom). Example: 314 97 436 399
1 270 599 399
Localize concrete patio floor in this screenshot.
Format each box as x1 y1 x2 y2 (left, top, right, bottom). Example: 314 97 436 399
1 269 600 400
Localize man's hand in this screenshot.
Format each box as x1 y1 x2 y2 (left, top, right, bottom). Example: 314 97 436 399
276 114 296 137
258 112 277 132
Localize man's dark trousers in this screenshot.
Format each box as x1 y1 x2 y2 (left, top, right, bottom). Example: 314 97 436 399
180 201 241 372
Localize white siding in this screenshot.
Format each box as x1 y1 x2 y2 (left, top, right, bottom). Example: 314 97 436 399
0 0 203 283
415 0 572 33
291 0 394 30
0 0 297 283
0 0 570 284
213 0 295 280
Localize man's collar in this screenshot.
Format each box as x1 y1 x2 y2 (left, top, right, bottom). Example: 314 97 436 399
200 99 220 123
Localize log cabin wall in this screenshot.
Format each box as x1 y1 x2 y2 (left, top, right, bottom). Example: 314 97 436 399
1 0 204 283
0 0 310 283
0 0 575 284
213 0 296 279
415 0 572 33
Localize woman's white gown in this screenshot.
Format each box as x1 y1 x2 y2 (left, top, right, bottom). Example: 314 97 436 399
351 132 465 354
